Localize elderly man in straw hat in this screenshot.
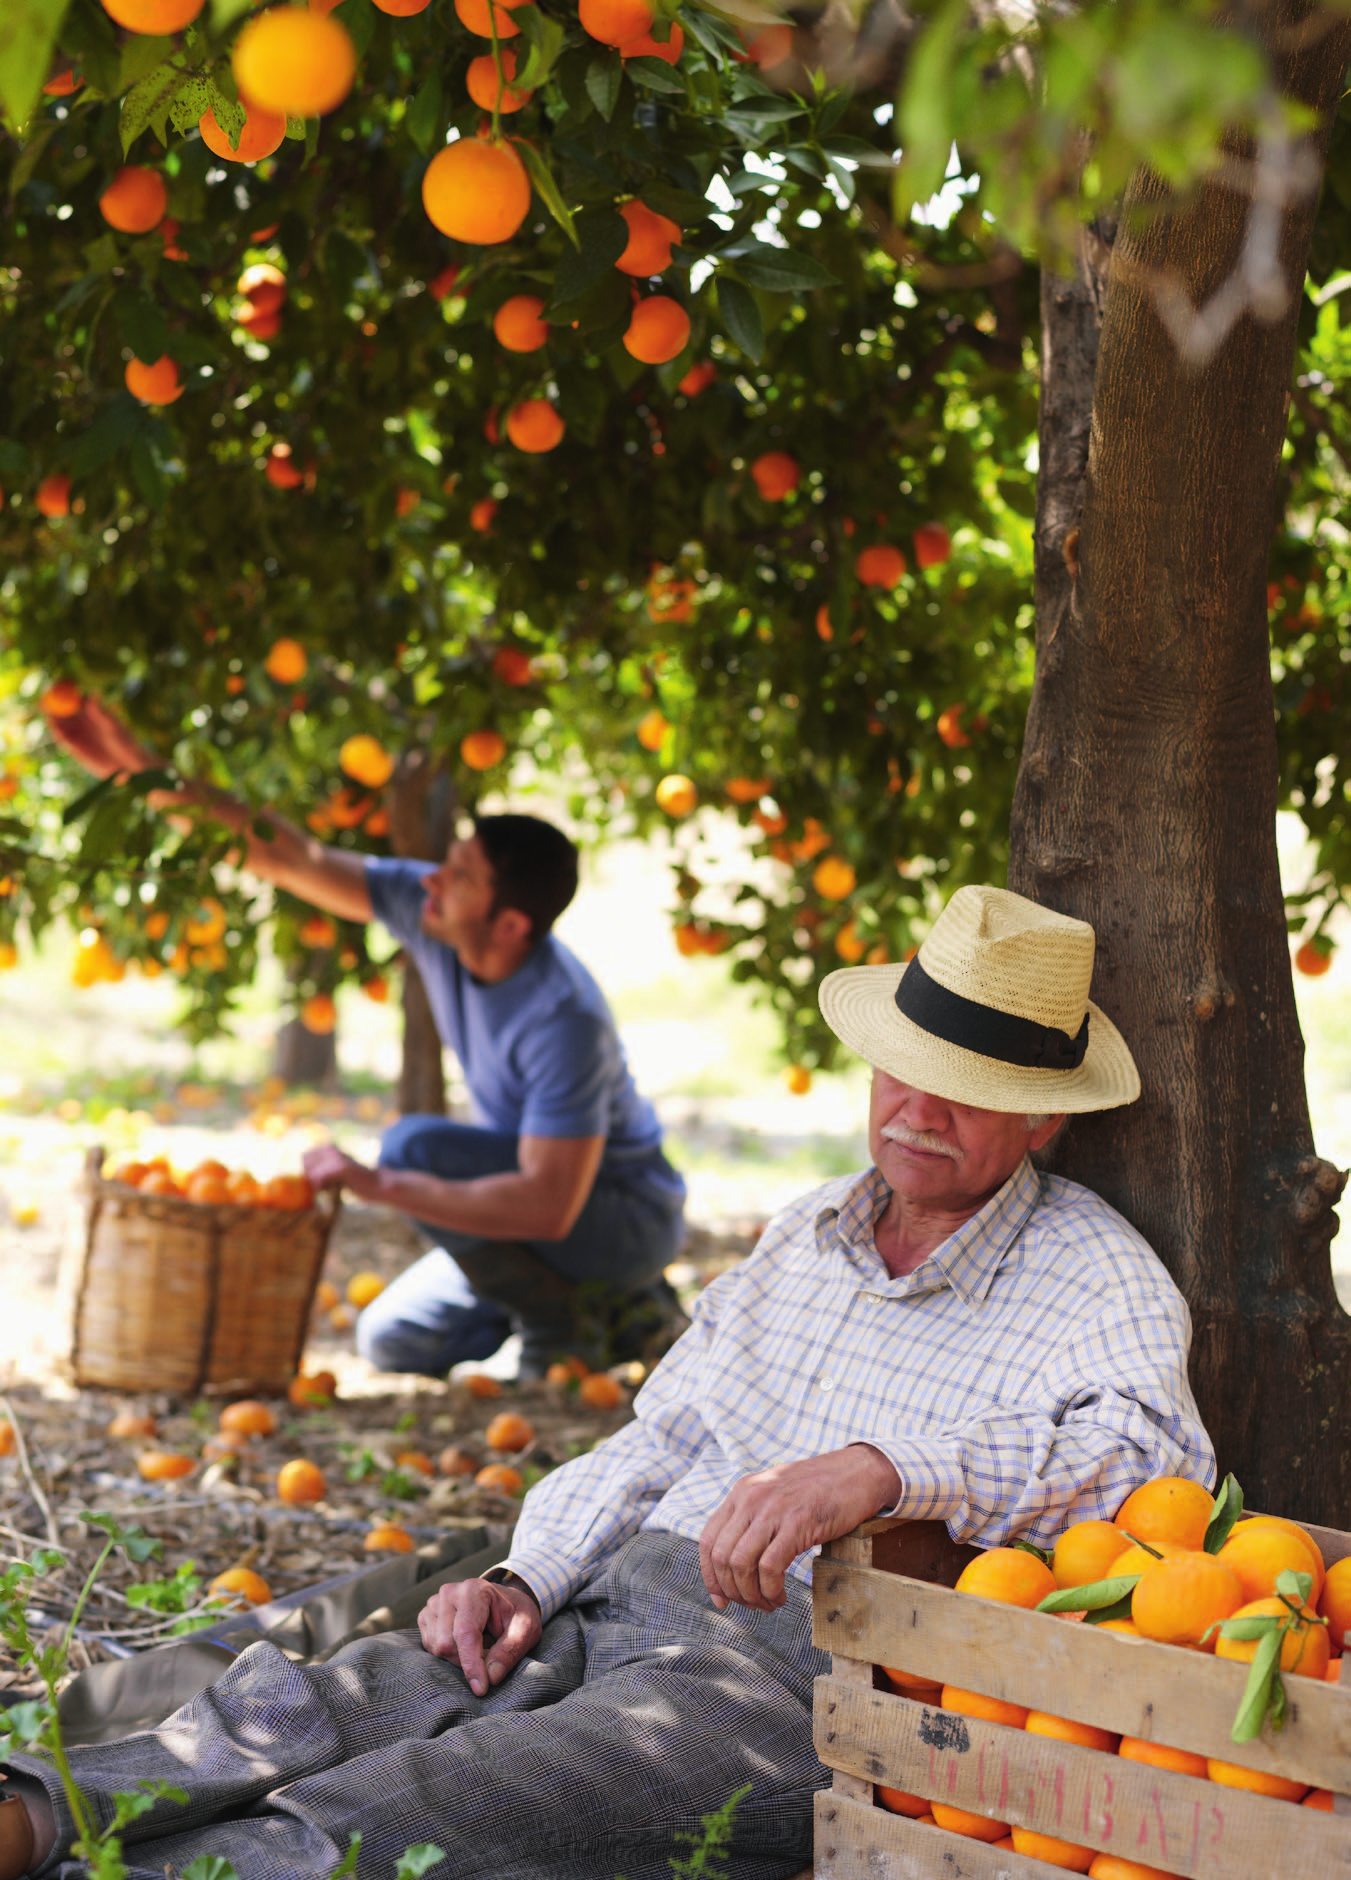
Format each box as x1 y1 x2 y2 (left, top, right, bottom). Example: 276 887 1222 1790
0 889 1213 1880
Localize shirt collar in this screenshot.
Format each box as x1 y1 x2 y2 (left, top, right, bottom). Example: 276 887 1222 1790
814 1156 1043 1308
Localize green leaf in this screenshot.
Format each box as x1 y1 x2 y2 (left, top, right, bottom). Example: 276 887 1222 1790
548 205 627 305
1084 1594 1137 1626
515 141 579 248
1213 1615 1282 1643
1203 1474 1244 1553
1274 1568 1314 1606
585 53 622 123
405 70 443 155
1231 1625 1284 1743
0 439 33 480
725 97 807 126
120 55 189 154
209 0 255 29
0 0 75 130
512 10 564 93
327 1832 363 1880
1009 1539 1051 1565
1036 1573 1143 1614
183 1858 242 1880
168 73 223 138
717 275 763 361
894 0 964 222
325 228 368 304
625 56 686 94
726 243 837 293
113 287 169 364
66 398 142 479
819 133 895 169
130 433 168 510
393 1848 445 1880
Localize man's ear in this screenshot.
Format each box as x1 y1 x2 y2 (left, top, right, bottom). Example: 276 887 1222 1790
1027 1113 1068 1153
493 905 533 950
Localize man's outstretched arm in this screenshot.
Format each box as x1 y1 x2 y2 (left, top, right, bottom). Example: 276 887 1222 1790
48 694 373 924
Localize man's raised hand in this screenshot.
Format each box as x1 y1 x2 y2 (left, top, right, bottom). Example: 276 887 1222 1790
698 1444 902 1613
44 694 160 781
417 1577 542 1696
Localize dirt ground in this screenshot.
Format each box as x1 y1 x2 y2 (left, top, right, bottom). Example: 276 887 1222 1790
0 1142 755 1692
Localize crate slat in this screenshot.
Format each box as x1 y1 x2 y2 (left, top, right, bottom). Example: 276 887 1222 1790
812 1560 1351 1790
814 1675 1351 1878
814 1790 1079 1880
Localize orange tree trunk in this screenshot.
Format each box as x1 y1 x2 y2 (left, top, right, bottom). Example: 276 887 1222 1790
1009 16 1351 1519
389 749 455 1117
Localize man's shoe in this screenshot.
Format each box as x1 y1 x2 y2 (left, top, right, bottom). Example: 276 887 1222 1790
0 1792 36 1880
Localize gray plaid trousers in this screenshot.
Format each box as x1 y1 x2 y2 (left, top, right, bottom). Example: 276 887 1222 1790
16 1532 830 1880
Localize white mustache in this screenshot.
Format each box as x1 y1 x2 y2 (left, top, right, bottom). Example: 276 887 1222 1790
880 1124 961 1161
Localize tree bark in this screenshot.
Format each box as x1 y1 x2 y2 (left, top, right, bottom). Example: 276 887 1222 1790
1009 14 1351 1519
389 748 456 1117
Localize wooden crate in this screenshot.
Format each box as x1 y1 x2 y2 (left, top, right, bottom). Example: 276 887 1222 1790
811 1515 1351 1878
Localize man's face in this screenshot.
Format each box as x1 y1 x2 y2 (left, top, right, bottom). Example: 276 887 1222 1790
868 1070 1062 1216
420 835 499 954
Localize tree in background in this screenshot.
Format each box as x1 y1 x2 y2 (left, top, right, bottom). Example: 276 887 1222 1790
6 0 1351 1503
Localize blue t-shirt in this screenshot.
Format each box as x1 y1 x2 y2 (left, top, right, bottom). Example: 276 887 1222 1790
365 858 685 1207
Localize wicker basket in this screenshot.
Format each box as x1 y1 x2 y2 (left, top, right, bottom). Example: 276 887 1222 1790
71 1147 341 1395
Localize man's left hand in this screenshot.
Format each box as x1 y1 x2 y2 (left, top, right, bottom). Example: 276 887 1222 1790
698 1445 902 1613
303 1142 376 1199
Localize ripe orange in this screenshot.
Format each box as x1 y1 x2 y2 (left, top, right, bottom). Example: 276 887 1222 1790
439 1446 478 1476
624 296 690 365
471 498 498 533
875 1786 929 1817
955 1547 1057 1610
834 922 866 963
812 855 856 901
43 68 83 94
579 0 653 46
750 452 800 501
1318 1554 1351 1652
467 48 532 112
856 544 907 588
1012 1827 1095 1871
299 914 337 947
1131 1553 1243 1650
580 1372 623 1410
108 1410 158 1438
209 1567 273 1606
239 263 287 314
1239 1516 1325 1599
42 677 81 713
373 0 430 11
233 9 356 116
428 263 460 299
929 1803 1008 1843
1295 940 1332 976
615 200 681 275
475 1463 524 1494
1305 1789 1334 1810
1087 1859 1184 1880
102 0 203 25
1214 1596 1330 1678
314 1279 339 1312
265 637 306 683
185 1172 230 1205
139 1170 182 1197
742 22 792 66
914 521 952 568
726 776 771 804
618 21 683 59
493 294 549 352
936 704 969 748
1206 1758 1308 1802
655 774 697 817
423 138 532 244
138 1451 195 1480
485 1412 535 1451
340 733 394 788
265 444 304 489
0 1423 13 1457
506 398 564 452
300 993 337 1035
362 976 389 1002
454 0 531 35
239 306 282 340
36 476 73 520
637 709 669 751
461 728 508 770
277 1458 327 1504
396 1449 435 1476
221 1400 276 1438
880 1667 943 1702
1113 1476 1214 1552
204 1435 249 1464
1218 1522 1324 1604
347 1272 386 1308
199 103 286 162
288 1370 337 1407
1026 1711 1119 1754
226 1169 261 1205
125 355 183 405
940 1685 1029 1730
365 1523 415 1551
492 647 532 685
1108 1539 1190 1578
1051 1519 1133 1591
784 1064 811 1095
1117 1736 1208 1779
679 359 716 396
100 165 169 233
463 1373 502 1397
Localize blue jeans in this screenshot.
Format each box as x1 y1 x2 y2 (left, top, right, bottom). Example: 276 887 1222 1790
356 1116 686 1375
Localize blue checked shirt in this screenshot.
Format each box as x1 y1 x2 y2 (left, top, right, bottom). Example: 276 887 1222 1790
505 1157 1215 1620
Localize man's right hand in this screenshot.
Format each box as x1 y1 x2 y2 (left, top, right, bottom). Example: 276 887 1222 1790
416 1576 542 1696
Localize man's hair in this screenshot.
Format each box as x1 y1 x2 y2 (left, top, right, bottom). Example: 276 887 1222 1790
474 813 579 944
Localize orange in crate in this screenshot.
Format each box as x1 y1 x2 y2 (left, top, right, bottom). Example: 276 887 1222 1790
1112 1476 1213 1551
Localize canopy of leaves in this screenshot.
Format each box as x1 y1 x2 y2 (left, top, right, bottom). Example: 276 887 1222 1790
1 0 1349 1061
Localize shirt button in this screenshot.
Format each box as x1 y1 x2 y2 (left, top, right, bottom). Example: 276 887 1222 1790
819 1377 835 1392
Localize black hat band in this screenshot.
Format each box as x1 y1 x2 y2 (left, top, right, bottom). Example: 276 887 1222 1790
894 953 1089 1072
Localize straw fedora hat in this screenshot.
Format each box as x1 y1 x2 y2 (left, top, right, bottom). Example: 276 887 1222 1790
818 885 1139 1113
